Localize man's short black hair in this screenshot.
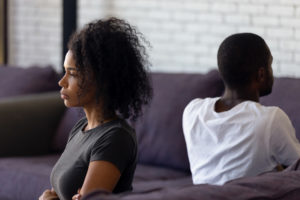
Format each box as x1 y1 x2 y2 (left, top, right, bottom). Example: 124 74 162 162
217 33 271 89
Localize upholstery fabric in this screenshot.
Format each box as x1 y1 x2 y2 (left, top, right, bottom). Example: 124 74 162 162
0 155 59 200
0 65 60 98
133 70 224 171
82 160 300 200
261 77 300 140
0 92 65 156
52 107 85 152
2 68 300 200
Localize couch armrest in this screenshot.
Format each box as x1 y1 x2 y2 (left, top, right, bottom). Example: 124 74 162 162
0 91 65 157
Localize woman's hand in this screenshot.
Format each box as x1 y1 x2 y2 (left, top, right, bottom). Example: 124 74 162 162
39 188 59 200
72 189 82 200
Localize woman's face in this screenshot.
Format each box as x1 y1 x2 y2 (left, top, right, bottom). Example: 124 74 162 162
58 50 96 108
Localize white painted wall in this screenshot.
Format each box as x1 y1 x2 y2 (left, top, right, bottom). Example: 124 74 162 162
8 0 300 77
8 0 62 72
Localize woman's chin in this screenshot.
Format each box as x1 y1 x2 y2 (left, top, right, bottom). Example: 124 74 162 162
64 100 75 107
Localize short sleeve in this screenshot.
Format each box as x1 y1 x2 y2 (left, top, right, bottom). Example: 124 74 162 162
270 108 300 165
67 117 87 142
183 98 202 136
90 128 136 173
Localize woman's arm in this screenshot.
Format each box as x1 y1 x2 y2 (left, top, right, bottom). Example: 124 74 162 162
79 160 121 196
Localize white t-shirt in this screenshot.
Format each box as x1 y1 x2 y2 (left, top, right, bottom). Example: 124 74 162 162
183 97 300 185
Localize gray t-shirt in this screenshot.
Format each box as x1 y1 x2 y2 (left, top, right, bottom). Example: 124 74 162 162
50 117 137 200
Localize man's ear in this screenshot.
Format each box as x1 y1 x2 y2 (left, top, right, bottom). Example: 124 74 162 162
257 67 266 83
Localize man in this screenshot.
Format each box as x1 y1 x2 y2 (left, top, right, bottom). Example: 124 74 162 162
183 33 300 185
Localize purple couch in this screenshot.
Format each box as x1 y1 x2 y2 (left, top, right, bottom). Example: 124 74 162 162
1 65 300 200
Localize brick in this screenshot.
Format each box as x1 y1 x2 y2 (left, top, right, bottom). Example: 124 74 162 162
121 0 158 9
277 63 300 78
185 23 210 34
172 11 198 22
148 38 170 48
8 0 300 78
297 7 300 16
211 3 237 13
266 28 294 39
197 13 223 23
8 0 61 71
198 56 218 68
296 29 300 39
158 1 184 11
252 16 279 26
221 0 250 3
149 10 171 20
280 17 300 28
295 53 300 63
172 32 197 43
278 0 300 6
264 39 279 50
138 19 161 30
237 26 266 36
210 25 236 36
183 2 210 12
225 14 250 25
238 4 265 14
160 21 184 32
272 50 293 62
183 44 210 54
250 0 279 4
280 41 300 51
266 5 294 17
199 35 224 46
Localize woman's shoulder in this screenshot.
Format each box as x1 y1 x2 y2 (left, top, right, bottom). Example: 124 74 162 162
92 119 136 146
68 117 87 140
73 117 88 131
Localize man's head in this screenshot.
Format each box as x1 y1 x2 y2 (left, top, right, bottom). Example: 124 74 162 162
217 33 274 97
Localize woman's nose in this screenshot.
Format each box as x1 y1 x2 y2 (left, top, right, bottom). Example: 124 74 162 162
58 74 67 88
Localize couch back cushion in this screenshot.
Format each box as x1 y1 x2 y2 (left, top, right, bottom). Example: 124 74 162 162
134 70 224 171
0 65 60 98
52 107 85 152
261 77 300 141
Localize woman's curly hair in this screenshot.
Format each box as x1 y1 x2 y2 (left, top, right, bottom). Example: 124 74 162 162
68 17 153 120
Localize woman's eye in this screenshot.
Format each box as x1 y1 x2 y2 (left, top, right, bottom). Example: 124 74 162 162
68 72 77 77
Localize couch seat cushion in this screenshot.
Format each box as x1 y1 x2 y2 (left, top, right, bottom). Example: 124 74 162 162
133 164 192 193
0 154 59 200
82 159 300 200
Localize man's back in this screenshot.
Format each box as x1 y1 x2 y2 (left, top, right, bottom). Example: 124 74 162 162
183 97 300 185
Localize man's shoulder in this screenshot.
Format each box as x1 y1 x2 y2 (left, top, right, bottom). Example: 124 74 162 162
254 103 292 123
185 97 218 110
183 97 218 122
257 103 284 114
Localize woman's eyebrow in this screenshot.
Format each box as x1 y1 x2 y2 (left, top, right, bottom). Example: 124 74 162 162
66 67 77 71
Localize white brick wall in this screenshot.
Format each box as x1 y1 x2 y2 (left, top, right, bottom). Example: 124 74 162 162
77 0 300 77
8 0 300 77
8 0 62 72
78 0 111 28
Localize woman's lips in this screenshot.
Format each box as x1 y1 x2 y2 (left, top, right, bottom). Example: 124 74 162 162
60 93 69 99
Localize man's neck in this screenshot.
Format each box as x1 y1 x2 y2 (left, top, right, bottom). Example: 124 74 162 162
215 87 260 113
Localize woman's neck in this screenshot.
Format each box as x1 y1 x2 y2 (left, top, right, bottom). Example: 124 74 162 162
83 103 117 131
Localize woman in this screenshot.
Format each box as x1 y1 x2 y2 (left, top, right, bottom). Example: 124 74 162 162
39 18 152 200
